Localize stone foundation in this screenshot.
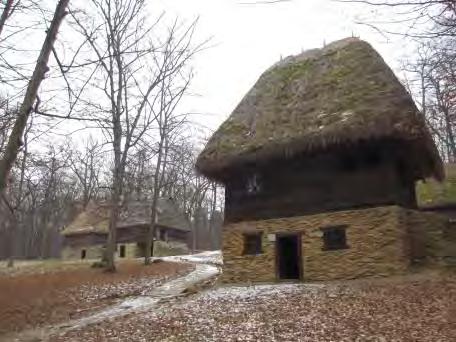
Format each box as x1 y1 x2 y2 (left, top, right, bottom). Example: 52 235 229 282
222 206 412 283
405 209 456 266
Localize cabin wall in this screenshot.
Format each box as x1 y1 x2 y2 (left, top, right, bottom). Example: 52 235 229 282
62 226 190 260
61 244 104 260
225 150 416 223
61 242 139 260
221 205 410 283
405 209 456 266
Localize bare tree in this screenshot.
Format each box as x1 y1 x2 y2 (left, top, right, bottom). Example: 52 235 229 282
337 0 456 39
1 115 32 266
68 138 102 208
0 0 17 39
144 66 192 264
340 0 456 164
71 0 200 271
0 0 70 196
403 39 456 161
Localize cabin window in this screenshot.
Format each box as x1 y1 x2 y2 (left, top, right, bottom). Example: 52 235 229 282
321 226 348 251
119 245 126 258
246 173 261 194
81 249 86 259
243 233 262 255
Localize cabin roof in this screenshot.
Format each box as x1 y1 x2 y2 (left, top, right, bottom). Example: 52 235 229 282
62 198 190 236
196 37 443 181
417 163 456 208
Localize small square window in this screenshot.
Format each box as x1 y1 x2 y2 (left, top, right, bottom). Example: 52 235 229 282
243 233 262 255
322 226 348 251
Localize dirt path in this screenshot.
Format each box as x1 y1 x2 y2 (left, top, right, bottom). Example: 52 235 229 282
4 255 220 342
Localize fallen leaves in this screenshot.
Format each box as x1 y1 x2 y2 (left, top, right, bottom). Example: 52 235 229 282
0 260 194 335
52 272 456 342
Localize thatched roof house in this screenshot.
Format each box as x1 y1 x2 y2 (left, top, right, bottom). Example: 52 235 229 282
61 198 190 260
62 197 189 236
196 37 443 181
198 38 450 284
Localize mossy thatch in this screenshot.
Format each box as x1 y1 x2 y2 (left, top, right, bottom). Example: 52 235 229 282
61 198 190 236
196 38 443 181
417 163 456 208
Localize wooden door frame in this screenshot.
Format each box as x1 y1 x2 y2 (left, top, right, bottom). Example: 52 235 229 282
275 232 303 281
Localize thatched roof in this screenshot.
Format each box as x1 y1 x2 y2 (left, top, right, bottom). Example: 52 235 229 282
196 37 443 181
417 164 456 208
62 198 190 236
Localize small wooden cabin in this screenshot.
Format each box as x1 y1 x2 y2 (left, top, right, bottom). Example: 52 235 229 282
61 198 190 260
196 38 446 283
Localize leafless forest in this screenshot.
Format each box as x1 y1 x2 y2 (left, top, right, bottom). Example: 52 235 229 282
0 0 222 268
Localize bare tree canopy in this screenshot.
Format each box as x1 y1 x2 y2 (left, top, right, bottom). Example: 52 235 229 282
67 0 205 271
337 0 456 38
340 0 456 164
0 0 70 195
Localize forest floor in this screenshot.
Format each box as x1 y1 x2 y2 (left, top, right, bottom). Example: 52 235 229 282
0 259 194 338
2 254 455 342
49 268 456 342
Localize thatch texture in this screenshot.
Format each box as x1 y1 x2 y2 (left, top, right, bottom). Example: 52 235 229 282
196 38 443 180
62 198 190 236
417 164 456 208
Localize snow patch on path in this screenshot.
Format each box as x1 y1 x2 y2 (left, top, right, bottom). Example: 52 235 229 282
198 283 325 301
161 250 223 265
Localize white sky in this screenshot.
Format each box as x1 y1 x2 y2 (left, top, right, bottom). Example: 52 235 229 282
152 0 411 134
1 0 416 149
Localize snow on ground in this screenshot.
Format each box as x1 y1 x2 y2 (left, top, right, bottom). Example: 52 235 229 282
161 250 223 266
197 282 324 301
52 272 456 342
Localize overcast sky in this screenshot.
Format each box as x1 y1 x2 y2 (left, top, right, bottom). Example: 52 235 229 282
151 0 411 135
2 0 413 148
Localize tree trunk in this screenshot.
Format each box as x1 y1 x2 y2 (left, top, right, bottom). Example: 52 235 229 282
1 191 16 267
6 213 16 267
210 184 217 250
0 0 70 195
145 200 158 263
105 157 123 271
145 144 164 265
105 189 120 271
0 0 14 38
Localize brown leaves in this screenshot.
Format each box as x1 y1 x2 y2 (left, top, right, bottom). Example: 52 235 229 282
0 260 193 336
53 272 456 342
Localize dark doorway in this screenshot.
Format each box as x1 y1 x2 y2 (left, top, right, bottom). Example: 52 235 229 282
119 245 126 258
276 234 301 280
